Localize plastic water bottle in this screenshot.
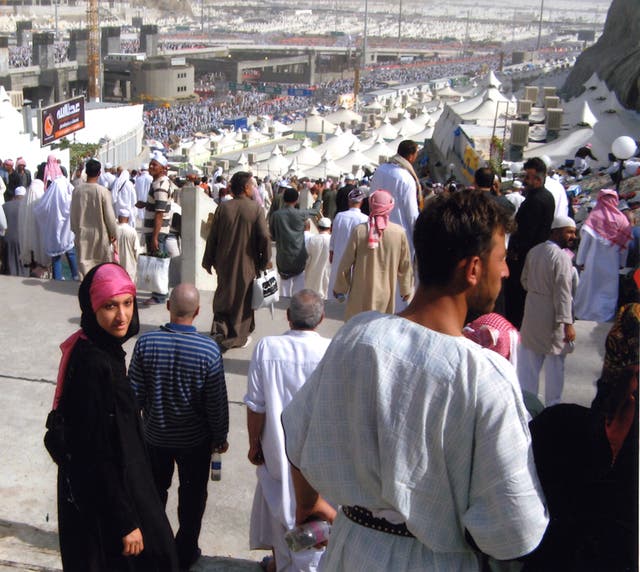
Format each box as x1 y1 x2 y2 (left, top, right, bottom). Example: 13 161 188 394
284 520 331 552
210 452 222 481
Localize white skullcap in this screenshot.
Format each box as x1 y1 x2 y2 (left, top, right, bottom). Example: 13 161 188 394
105 162 113 169
551 215 576 230
540 155 552 168
150 151 168 167
512 180 523 189
318 217 332 229
117 207 131 218
141 162 149 170
14 186 26 196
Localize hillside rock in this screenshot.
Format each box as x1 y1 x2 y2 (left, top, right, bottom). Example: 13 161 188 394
561 0 640 111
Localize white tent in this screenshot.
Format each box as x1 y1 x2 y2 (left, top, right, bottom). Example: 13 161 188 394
303 151 343 179
335 143 377 171
363 135 396 163
392 112 423 137
289 108 336 134
286 137 322 168
371 117 399 140
324 106 363 125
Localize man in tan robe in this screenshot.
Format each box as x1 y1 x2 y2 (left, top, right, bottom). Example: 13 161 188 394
334 190 413 321
202 171 271 352
70 159 118 278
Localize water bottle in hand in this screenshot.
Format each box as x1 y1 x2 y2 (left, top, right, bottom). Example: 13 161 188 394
210 452 222 481
284 520 331 552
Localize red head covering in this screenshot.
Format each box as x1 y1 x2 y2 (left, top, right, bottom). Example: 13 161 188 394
463 313 520 365
89 263 137 312
43 154 63 185
52 264 137 409
367 189 395 249
584 189 632 249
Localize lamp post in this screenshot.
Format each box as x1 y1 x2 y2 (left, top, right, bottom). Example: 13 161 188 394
611 135 637 195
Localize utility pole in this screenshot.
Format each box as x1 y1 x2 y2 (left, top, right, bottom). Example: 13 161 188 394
397 0 402 52
536 0 544 52
87 0 101 101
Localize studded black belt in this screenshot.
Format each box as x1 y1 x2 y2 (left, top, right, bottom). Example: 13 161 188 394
342 505 415 538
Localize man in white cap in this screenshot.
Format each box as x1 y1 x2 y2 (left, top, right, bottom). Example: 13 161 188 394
304 217 332 299
518 214 577 406
328 187 368 296
115 207 140 282
135 163 153 221
540 155 570 218
98 162 116 190
139 151 175 304
505 180 525 213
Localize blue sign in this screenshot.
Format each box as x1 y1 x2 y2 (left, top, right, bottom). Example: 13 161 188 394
287 88 313 97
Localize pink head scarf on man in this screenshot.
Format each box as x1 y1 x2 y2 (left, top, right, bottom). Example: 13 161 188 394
367 189 395 249
43 154 64 186
584 189 633 249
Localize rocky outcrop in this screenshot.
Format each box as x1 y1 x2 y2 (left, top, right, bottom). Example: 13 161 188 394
561 0 640 111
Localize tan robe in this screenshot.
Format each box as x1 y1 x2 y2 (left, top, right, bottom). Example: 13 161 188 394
202 195 271 350
335 222 413 321
70 182 118 278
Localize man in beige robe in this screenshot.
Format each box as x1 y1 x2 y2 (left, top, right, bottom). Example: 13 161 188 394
517 215 577 406
334 190 413 321
70 159 117 278
202 172 271 351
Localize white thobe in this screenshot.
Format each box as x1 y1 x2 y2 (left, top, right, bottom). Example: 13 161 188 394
370 163 419 255
283 312 548 572
545 176 569 218
244 330 331 572
505 191 525 214
574 225 628 322
519 241 574 405
304 233 331 299
135 172 153 219
98 171 115 191
116 222 140 282
328 208 368 296
113 179 137 228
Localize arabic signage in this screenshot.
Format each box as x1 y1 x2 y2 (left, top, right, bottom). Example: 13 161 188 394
40 96 85 147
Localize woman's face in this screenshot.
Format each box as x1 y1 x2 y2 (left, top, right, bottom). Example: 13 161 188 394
95 294 135 338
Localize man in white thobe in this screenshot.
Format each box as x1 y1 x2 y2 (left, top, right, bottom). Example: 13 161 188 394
328 188 368 297
135 163 153 221
304 217 331 299
282 191 548 572
518 215 577 406
369 140 420 256
244 290 331 572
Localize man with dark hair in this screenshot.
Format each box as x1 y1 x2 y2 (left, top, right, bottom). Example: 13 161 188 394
139 151 176 305
244 289 331 572
70 158 118 279
370 139 421 257
282 190 548 571
270 186 322 297
474 167 515 217
505 157 555 327
202 171 271 351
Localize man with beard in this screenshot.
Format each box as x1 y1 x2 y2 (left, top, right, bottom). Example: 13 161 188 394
282 190 548 571
505 157 555 328
517 215 577 407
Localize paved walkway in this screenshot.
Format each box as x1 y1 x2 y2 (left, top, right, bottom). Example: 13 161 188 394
0 275 610 570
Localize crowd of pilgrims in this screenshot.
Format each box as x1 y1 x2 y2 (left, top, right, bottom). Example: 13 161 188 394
0 145 638 571
143 53 501 144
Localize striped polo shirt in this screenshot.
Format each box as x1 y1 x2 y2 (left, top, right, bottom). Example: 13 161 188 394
143 175 173 236
129 323 228 448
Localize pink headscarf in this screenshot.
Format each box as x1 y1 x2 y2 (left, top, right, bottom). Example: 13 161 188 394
584 189 632 249
43 154 63 186
16 157 26 167
367 189 395 249
52 264 136 409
